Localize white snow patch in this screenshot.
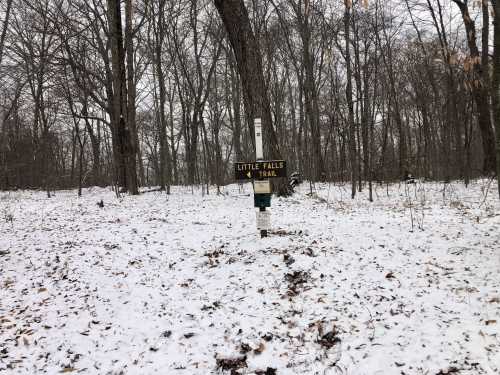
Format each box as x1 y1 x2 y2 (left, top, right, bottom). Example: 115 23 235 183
0 180 499 374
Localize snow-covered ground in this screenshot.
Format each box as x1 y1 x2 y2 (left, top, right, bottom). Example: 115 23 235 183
1 180 499 375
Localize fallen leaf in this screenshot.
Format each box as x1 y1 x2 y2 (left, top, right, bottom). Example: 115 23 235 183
60 367 76 373
254 342 265 355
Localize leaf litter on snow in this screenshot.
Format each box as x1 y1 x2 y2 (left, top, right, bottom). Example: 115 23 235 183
0 181 499 374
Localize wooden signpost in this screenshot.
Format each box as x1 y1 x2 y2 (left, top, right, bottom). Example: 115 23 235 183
234 118 287 238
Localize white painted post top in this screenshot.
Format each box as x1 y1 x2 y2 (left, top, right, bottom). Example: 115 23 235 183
255 118 263 160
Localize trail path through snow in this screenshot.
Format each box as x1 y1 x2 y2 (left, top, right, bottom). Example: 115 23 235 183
1 181 499 374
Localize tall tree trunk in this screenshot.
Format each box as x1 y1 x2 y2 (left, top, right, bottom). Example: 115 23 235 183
154 0 171 192
213 0 280 160
344 0 357 199
107 0 127 190
453 0 496 174
214 0 289 195
298 0 324 181
492 0 500 198
107 0 138 194
124 0 138 194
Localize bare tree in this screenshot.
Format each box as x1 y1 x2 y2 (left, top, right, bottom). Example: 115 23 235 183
0 0 13 66
452 0 496 174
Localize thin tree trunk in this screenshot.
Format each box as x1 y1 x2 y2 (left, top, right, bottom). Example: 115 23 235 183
154 0 171 192
344 0 357 199
492 0 500 198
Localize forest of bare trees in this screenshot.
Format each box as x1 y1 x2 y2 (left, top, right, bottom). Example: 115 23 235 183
1 0 500 199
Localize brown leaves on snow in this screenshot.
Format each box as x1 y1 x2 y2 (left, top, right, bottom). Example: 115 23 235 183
215 355 247 373
285 270 311 297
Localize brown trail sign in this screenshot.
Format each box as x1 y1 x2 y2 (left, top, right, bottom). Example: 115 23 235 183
234 160 287 180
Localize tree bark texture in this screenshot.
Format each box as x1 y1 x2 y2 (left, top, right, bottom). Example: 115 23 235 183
213 0 281 161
